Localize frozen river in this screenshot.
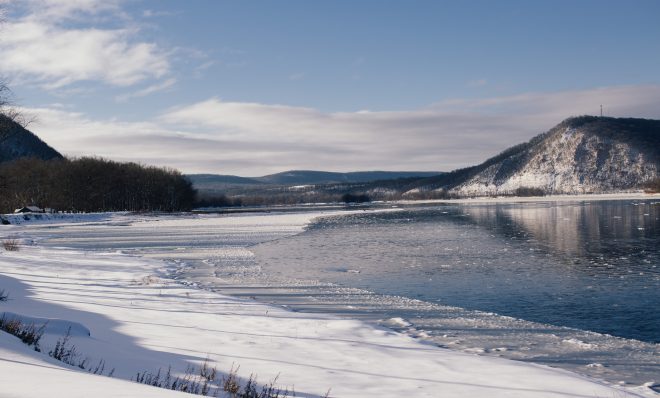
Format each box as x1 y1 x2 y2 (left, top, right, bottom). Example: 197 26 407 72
16 199 660 387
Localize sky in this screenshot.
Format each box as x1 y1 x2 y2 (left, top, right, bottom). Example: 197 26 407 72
1 0 659 176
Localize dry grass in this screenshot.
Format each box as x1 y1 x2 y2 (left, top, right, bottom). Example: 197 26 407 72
0 315 44 351
133 360 301 397
2 238 19 251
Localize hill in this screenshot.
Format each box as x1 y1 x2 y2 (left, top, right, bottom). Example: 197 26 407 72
188 170 442 192
407 116 659 196
256 170 441 185
186 173 265 190
0 118 195 213
0 116 63 163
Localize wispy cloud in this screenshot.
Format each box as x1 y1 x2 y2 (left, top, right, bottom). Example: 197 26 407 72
142 9 178 18
23 85 660 175
0 0 170 89
115 78 177 102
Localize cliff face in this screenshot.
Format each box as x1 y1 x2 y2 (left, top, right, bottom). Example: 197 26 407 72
0 115 63 163
448 116 659 195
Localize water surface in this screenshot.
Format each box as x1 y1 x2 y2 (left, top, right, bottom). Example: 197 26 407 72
253 200 659 343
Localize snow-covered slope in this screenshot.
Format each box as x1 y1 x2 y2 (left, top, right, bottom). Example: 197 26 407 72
0 331 189 398
1 213 656 397
411 116 659 196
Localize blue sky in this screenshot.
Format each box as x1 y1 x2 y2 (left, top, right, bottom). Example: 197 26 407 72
1 0 659 175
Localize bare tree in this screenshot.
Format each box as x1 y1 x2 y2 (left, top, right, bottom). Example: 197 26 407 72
0 5 33 128
0 80 27 127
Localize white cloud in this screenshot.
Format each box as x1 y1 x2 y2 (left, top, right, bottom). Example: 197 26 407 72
22 85 660 176
0 1 170 89
20 0 125 22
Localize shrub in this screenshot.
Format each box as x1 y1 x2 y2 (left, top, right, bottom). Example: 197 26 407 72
2 239 19 251
0 315 44 351
643 177 660 193
48 327 113 375
514 186 546 197
49 327 79 364
0 289 8 302
341 192 371 204
133 360 303 397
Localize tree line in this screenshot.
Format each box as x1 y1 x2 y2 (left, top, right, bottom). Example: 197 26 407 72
0 157 196 213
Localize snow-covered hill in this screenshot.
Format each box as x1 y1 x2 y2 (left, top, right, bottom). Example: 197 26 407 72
410 116 659 196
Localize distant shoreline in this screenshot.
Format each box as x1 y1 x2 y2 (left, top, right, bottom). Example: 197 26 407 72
193 192 659 214
394 191 660 205
5 193 655 223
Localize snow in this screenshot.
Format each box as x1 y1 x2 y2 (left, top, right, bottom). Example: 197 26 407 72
0 331 189 398
0 212 657 397
1 212 117 226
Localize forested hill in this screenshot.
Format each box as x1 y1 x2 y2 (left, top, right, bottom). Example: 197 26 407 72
407 116 659 196
0 117 196 214
0 115 62 163
0 157 196 214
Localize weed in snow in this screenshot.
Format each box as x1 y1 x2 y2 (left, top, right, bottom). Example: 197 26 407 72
49 327 114 376
134 360 301 397
0 315 44 351
2 238 19 251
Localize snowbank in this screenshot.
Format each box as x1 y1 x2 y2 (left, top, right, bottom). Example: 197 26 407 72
1 212 120 226
0 331 190 397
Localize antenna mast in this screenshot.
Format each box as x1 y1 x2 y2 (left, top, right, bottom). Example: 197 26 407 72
600 105 603 117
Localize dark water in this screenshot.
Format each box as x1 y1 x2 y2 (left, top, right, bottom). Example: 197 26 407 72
252 200 660 343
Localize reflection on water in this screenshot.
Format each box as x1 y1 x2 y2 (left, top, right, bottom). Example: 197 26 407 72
471 201 656 263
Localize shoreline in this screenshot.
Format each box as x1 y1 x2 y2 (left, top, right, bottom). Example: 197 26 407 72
393 191 660 205
1 192 657 225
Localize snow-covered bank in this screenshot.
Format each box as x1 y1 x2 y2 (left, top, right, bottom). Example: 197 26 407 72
0 330 189 398
1 213 657 397
1 212 120 226
1 245 654 397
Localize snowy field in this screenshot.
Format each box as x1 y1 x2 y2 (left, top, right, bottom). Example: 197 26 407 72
1 211 658 397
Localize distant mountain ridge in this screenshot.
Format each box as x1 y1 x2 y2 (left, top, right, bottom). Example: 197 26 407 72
0 116 63 163
256 170 442 185
408 116 659 195
188 170 442 190
186 174 265 188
